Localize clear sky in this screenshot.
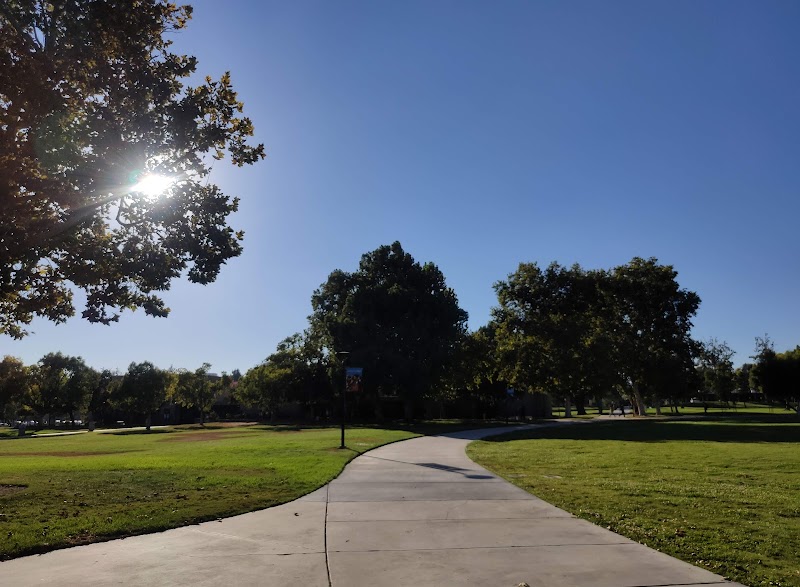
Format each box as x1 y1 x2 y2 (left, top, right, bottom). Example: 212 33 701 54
5 0 799 373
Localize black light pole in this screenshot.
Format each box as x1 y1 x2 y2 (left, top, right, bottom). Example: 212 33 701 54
336 351 350 449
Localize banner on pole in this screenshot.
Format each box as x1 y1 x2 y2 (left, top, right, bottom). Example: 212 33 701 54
345 367 363 393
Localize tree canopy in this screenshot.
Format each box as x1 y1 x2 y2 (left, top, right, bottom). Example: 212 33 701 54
491 257 701 415
0 355 29 420
492 262 605 415
0 1 264 337
310 241 468 417
751 335 800 411
116 361 168 429
698 338 736 403
170 363 226 424
607 258 701 414
29 352 97 423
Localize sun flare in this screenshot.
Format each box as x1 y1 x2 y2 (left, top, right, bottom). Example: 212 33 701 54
131 174 175 198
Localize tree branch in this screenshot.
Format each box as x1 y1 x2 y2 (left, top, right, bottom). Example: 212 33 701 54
0 3 43 52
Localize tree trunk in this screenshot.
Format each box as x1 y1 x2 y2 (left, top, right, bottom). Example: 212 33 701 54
404 399 414 423
632 383 646 416
575 393 587 415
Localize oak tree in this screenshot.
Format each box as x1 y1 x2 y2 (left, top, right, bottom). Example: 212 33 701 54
607 258 701 415
0 355 29 420
30 352 96 424
170 363 222 424
492 262 608 417
0 1 264 337
116 361 168 430
310 242 468 419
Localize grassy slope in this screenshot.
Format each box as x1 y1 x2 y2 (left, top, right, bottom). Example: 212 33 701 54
0 424 419 559
467 415 800 587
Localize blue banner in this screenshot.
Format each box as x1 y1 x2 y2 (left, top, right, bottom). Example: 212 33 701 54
345 367 363 393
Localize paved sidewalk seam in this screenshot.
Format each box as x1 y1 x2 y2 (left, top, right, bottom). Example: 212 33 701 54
329 541 634 553
328 516 573 522
332 480 503 484
623 583 732 587
328 497 532 502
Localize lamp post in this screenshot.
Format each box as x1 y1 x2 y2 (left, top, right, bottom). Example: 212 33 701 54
336 351 350 449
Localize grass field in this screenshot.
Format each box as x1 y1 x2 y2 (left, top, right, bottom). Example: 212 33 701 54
468 414 800 587
0 423 433 559
548 402 793 418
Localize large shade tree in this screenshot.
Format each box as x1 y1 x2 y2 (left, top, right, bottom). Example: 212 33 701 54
0 355 30 420
0 1 264 338
236 361 293 423
490 257 700 416
448 326 507 406
170 363 224 424
116 361 168 430
236 331 335 421
606 257 701 415
30 352 97 424
310 242 468 419
698 338 736 404
751 336 800 412
492 262 610 416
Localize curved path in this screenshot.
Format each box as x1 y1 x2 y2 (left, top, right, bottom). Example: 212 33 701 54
1 426 743 586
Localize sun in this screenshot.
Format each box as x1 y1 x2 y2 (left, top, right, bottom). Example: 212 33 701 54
130 174 175 199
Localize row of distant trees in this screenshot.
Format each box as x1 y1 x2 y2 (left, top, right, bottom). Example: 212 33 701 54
3 242 798 425
746 336 800 410
236 242 800 420
0 356 239 429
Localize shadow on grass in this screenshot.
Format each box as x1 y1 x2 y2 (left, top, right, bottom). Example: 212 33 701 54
365 419 517 436
249 419 518 436
480 414 800 444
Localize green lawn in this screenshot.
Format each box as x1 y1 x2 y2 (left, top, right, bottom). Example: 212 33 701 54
0 423 424 559
547 402 793 418
468 415 800 587
673 403 797 416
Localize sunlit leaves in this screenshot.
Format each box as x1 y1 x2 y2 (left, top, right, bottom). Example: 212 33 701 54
0 1 264 337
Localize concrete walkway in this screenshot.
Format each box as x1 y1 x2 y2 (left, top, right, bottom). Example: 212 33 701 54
0 425 744 586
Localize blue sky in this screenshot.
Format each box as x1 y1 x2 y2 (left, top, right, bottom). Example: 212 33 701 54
5 0 799 372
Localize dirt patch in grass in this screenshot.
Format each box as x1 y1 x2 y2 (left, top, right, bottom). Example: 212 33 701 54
0 484 27 495
65 531 96 546
159 432 250 443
